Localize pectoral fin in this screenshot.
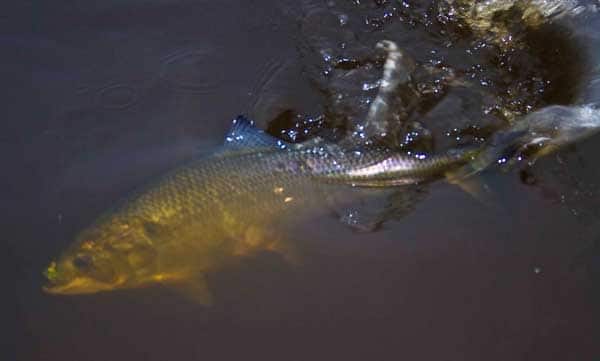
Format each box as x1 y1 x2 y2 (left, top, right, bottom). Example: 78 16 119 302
171 277 214 306
232 225 304 267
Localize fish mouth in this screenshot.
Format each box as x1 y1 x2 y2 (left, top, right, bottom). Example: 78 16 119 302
43 258 127 295
43 276 126 295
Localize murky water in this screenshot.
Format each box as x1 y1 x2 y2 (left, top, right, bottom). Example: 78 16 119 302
6 0 600 360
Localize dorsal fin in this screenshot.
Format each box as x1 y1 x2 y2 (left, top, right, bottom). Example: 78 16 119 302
223 115 290 151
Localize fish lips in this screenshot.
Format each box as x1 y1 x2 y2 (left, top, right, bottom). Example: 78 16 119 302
43 276 124 295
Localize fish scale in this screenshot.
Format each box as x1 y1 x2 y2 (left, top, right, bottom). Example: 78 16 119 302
43 117 477 303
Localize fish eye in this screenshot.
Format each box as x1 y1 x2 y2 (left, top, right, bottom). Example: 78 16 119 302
73 254 93 270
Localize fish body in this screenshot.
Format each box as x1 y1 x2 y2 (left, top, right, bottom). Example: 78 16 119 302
44 116 475 303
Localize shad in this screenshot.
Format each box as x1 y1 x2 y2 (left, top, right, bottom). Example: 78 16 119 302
43 116 476 304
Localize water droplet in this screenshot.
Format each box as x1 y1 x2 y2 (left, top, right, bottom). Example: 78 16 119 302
362 80 380 91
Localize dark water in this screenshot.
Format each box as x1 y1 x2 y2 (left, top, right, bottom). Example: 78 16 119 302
6 1 600 360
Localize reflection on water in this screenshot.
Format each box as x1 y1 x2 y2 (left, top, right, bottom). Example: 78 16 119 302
6 0 600 360
297 0 589 148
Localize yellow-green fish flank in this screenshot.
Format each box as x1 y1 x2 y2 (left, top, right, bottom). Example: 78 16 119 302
43 116 477 304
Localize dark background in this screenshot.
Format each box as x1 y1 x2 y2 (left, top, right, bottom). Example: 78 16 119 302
4 1 599 360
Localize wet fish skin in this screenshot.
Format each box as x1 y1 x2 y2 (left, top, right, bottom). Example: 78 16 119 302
322 146 479 187
43 117 476 303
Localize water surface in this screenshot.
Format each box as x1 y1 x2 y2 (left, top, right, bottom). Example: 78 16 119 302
6 0 600 360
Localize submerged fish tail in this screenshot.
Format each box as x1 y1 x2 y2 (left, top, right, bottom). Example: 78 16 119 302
321 146 480 187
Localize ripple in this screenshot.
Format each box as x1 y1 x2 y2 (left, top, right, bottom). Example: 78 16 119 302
97 84 138 110
246 58 286 112
159 48 218 94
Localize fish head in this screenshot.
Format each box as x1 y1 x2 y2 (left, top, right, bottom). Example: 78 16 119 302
43 215 161 295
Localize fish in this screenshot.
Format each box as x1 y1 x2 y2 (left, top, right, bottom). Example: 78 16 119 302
43 116 478 304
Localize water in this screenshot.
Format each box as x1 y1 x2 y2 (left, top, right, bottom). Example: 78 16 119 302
6 0 600 359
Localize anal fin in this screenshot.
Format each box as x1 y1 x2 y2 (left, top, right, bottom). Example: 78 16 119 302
330 186 428 232
267 238 304 267
445 169 504 211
